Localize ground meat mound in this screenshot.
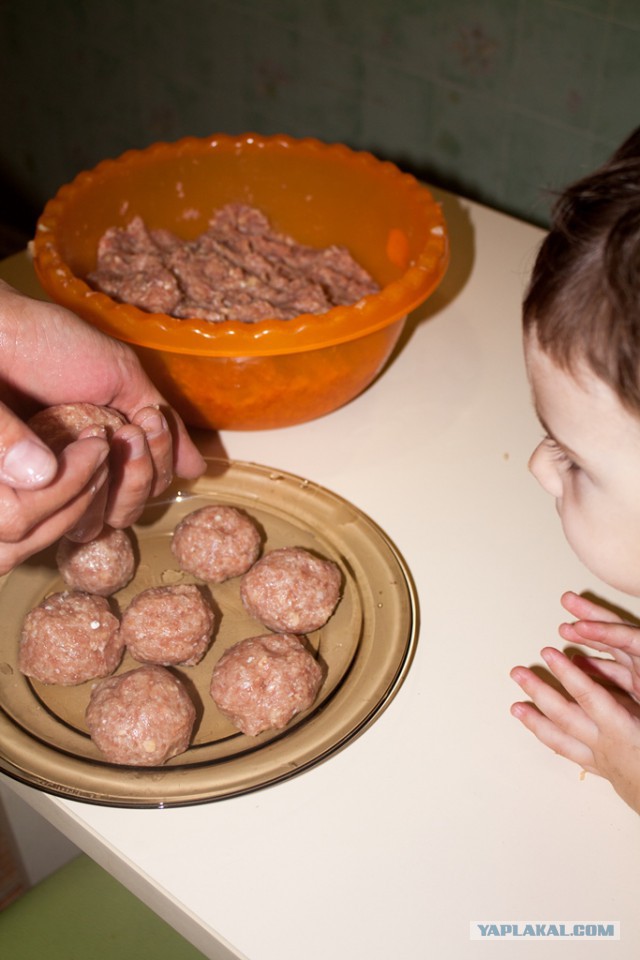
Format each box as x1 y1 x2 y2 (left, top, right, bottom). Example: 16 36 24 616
120 583 215 666
171 504 261 583
18 591 123 685
28 403 126 454
209 633 323 736
88 203 380 323
56 526 136 596
240 547 341 633
86 664 196 765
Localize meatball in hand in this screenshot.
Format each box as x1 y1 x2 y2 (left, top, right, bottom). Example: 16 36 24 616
0 281 206 574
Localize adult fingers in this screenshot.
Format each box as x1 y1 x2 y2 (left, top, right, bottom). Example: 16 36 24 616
0 401 58 489
60 425 110 541
104 423 154 527
0 443 110 574
131 404 205 495
130 406 175 496
0 437 109 544
64 479 109 542
163 408 206 480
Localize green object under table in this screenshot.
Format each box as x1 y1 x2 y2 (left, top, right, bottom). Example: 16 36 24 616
0 853 207 959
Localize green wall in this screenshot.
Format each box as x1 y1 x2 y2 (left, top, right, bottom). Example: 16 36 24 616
1 0 638 247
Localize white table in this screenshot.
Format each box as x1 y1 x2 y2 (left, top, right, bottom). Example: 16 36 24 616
1 192 638 959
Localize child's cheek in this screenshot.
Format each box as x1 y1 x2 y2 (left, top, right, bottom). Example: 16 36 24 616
557 502 592 569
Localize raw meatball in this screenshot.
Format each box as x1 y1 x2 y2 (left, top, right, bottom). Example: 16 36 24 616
56 526 136 596
28 402 126 454
18 591 123 686
240 547 341 633
86 665 196 765
210 633 323 736
121 584 215 666
171 505 261 583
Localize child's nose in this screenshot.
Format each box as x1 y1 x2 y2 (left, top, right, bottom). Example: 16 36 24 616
528 443 563 499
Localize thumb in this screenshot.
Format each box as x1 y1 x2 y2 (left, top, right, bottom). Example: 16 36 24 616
0 402 58 489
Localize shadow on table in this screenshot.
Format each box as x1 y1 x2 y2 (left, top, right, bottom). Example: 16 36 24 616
385 188 475 366
337 186 475 409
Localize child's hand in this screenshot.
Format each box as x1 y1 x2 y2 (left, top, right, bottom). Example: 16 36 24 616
510 592 640 814
557 591 640 701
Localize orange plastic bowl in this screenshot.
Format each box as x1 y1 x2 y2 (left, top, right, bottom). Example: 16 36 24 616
33 134 449 430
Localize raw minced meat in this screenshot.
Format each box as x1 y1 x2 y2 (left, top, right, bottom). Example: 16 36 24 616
18 591 123 686
88 203 380 322
56 526 136 597
28 403 126 455
86 664 196 765
240 546 341 633
171 504 261 583
209 633 323 736
120 583 215 666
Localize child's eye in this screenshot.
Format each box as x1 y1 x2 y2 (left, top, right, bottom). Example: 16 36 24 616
542 435 578 471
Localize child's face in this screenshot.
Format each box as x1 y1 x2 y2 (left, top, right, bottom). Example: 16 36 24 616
525 332 640 596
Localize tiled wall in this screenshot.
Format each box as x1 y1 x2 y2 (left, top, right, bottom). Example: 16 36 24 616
0 0 638 245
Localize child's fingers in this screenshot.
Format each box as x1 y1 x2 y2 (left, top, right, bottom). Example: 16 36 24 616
510 663 596 742
558 621 618 656
570 653 634 694
510 700 595 771
566 619 640 657
541 647 631 732
558 621 635 675
561 591 627 625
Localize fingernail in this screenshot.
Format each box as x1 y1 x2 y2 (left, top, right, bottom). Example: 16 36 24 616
2 439 57 485
137 408 166 440
127 431 147 460
79 424 107 440
92 461 110 492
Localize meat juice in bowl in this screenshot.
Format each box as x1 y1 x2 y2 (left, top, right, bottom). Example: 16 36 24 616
32 133 449 430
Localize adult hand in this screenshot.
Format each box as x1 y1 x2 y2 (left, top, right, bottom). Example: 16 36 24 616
0 281 206 565
0 280 205 495
0 420 110 573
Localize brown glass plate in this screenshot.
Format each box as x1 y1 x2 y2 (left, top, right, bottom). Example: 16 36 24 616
0 459 418 807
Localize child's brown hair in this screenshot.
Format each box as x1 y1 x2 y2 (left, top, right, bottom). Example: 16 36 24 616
523 127 640 412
